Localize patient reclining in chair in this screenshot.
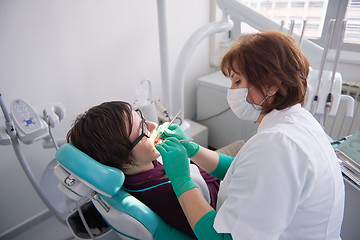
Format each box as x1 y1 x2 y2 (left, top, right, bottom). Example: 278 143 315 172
66 101 219 238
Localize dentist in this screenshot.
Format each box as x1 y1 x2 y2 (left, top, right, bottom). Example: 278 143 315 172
156 30 344 240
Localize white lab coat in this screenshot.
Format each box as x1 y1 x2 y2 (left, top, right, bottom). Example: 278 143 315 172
214 104 344 240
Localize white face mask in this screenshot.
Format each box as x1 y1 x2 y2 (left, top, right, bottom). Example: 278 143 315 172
227 88 268 122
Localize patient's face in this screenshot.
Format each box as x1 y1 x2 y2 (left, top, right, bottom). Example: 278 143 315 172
129 110 160 166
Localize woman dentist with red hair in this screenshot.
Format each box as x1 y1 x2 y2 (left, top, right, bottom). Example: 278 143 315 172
156 30 344 240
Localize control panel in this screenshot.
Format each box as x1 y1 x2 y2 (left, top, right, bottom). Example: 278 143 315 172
10 99 48 143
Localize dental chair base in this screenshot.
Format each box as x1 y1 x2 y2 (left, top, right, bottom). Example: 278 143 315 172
55 143 194 240
66 201 120 240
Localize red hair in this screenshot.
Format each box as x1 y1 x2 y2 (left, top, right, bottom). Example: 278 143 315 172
221 30 309 113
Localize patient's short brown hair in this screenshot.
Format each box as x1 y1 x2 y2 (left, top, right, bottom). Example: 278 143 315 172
66 101 134 170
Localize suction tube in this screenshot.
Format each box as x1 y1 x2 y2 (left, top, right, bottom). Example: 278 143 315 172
299 20 307 47
0 93 16 138
324 20 347 125
311 19 336 115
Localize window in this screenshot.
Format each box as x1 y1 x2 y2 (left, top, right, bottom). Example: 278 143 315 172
292 1 306 8
309 1 325 8
345 0 360 44
234 0 360 52
275 2 288 8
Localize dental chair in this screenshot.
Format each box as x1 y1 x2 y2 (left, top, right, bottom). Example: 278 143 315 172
54 143 194 240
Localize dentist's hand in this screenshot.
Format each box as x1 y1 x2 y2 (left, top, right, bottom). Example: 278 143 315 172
155 137 197 198
158 122 187 139
157 123 200 158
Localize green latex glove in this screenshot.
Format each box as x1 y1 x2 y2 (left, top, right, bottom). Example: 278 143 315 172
157 122 186 139
157 123 200 158
155 137 198 198
209 153 234 180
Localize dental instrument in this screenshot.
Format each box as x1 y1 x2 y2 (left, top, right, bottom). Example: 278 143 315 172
299 19 307 47
324 20 347 126
43 110 59 150
288 20 295 36
0 94 15 143
155 138 193 144
311 19 336 116
134 79 159 124
157 109 182 138
279 20 285 32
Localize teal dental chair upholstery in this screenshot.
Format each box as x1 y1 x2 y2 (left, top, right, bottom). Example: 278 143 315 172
55 143 193 240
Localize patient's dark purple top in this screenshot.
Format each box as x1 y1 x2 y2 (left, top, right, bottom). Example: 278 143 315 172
123 160 220 238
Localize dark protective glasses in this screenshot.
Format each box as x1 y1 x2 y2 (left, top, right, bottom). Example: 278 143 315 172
130 109 150 149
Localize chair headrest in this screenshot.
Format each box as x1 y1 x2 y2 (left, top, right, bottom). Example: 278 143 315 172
56 143 125 197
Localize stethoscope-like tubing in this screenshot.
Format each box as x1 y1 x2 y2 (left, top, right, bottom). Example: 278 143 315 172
329 20 347 94
299 20 307 47
316 19 336 96
324 20 347 125
311 19 336 115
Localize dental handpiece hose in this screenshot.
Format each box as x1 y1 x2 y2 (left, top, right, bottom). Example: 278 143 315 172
324 20 347 125
43 109 59 151
311 19 335 115
299 20 307 47
0 93 16 138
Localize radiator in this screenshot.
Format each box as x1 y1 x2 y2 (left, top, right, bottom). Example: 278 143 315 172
324 83 360 140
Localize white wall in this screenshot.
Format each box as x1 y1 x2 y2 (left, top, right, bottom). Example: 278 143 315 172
0 0 212 234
